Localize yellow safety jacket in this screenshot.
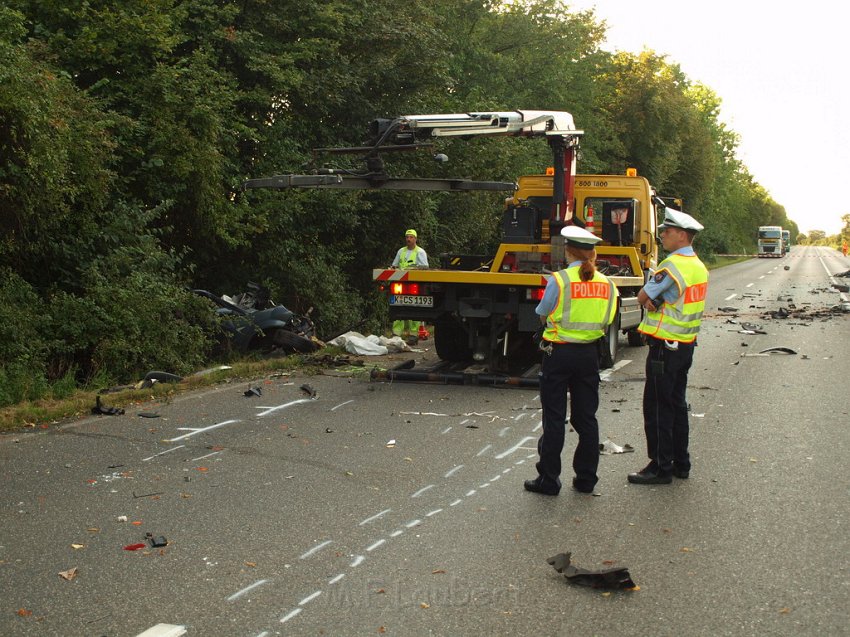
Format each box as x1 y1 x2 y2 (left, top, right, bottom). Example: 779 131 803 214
397 246 420 269
543 267 618 344
638 253 708 343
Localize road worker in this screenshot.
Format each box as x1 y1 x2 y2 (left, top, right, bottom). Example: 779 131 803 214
628 209 708 485
524 225 618 496
391 229 429 339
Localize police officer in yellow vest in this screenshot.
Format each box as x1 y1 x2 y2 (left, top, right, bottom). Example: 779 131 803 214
391 229 429 338
524 226 618 496
628 208 708 485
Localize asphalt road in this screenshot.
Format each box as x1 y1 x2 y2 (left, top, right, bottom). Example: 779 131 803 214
2 245 849 637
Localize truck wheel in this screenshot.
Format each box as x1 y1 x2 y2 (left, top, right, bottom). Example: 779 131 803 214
434 319 472 362
272 328 319 353
627 328 645 347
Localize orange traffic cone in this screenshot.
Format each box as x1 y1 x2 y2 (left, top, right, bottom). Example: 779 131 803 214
586 204 595 234
418 324 430 340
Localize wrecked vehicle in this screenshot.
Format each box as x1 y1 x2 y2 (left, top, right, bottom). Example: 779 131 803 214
192 283 319 354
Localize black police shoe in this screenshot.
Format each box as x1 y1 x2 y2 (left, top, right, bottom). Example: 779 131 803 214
523 478 560 496
672 465 690 479
572 478 595 494
627 468 672 485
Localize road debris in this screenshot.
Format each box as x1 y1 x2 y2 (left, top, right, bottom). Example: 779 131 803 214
146 533 168 548
244 386 262 397
138 412 161 418
123 543 147 551
547 552 637 590
300 383 317 398
91 396 125 416
599 439 634 455
386 439 396 448
58 567 78 580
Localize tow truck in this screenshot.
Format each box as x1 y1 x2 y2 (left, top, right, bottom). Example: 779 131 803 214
245 110 663 385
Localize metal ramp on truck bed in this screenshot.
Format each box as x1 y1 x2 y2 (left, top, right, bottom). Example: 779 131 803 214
370 359 541 389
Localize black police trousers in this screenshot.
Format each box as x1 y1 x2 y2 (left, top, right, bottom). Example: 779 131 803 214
536 341 600 492
643 338 695 474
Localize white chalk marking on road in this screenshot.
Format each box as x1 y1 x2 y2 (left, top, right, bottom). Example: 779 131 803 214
366 539 386 552
600 359 631 381
390 529 404 537
299 590 322 606
498 426 511 437
490 474 501 482
426 508 443 517
359 509 391 526
134 624 187 636
441 426 452 434
142 445 185 461
444 464 464 478
514 459 526 465
746 282 754 288
459 418 469 425
411 484 435 498
532 421 542 432
350 555 365 567
758 275 765 279
476 444 492 457
190 451 222 462
495 436 536 459
167 420 240 442
257 398 313 418
526 452 537 458
466 489 477 497
280 608 302 623
405 519 422 528
479 483 490 489
299 540 332 560
227 579 269 601
449 499 462 507
502 467 512 474
724 293 737 301
329 574 345 584
330 400 354 411
253 632 269 637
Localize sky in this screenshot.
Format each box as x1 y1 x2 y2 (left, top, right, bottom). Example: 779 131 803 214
565 0 849 235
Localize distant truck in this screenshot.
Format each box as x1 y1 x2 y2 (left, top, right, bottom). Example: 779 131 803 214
758 225 783 257
782 229 791 254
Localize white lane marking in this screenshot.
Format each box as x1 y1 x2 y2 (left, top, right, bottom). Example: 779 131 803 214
167 420 240 442
359 509 391 526
441 426 452 434
299 590 322 606
498 426 511 437
449 499 462 507
444 464 464 478
329 574 345 584
390 529 404 537
532 421 542 432
257 398 312 418
476 444 492 457
426 508 443 517
746 282 754 288
280 608 303 623
142 445 185 461
299 540 332 560
330 400 354 411
411 484 435 498
466 489 477 497
366 539 386 552
350 555 365 567
226 579 269 601
724 293 737 301
405 519 422 528
600 359 631 381
190 451 222 462
495 436 536 459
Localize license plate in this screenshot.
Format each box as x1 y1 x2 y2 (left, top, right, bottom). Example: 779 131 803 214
390 295 434 307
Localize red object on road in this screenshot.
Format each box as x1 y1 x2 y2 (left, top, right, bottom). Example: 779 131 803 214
123 543 146 551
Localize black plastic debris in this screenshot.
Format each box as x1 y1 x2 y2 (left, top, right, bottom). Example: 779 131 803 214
783 265 790 270
138 412 160 419
146 532 168 548
739 322 767 334
717 306 739 312
833 283 849 293
394 359 416 371
547 552 636 590
759 346 797 355
244 386 262 397
835 269 850 278
300 383 317 398
91 396 125 416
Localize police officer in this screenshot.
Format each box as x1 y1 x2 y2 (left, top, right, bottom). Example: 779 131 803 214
628 209 708 485
391 229 429 339
524 225 618 496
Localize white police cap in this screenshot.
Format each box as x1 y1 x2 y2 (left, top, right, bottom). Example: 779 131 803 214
658 208 704 232
561 224 602 249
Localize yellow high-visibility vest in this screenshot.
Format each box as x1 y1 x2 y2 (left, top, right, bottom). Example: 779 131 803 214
398 246 420 269
543 267 618 344
638 253 708 343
